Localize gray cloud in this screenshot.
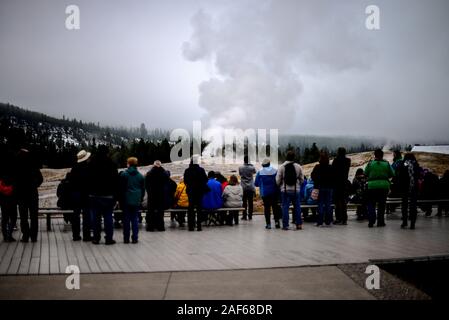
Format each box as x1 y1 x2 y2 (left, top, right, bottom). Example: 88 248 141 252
1 0 448 142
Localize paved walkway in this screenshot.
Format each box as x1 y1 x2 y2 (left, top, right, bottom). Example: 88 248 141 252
0 266 375 300
1 211 448 275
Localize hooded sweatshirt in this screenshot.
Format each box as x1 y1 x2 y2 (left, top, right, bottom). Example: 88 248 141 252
222 184 243 208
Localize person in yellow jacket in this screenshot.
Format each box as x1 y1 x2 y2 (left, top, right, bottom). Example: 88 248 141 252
172 180 189 227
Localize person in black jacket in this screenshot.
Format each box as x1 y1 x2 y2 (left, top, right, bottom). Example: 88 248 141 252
332 147 351 225
311 151 335 227
69 150 92 241
14 149 43 243
183 155 208 231
145 160 168 232
0 150 18 242
87 145 119 245
420 169 440 217
396 153 420 229
437 170 449 216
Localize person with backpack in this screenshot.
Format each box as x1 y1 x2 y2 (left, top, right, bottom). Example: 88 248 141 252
332 147 351 225
239 156 256 220
14 149 43 243
87 145 119 245
67 150 92 241
276 151 304 230
311 151 335 227
255 158 281 229
364 149 395 228
145 160 169 232
222 175 243 226
351 168 368 221
395 153 420 229
0 154 17 242
184 155 209 231
119 157 145 243
164 170 178 228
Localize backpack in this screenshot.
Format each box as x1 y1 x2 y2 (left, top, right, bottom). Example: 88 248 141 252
56 177 74 210
0 179 13 197
284 162 298 187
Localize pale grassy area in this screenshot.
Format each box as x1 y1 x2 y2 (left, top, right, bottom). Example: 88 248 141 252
39 151 449 209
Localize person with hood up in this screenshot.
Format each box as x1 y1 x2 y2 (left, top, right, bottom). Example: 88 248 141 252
222 175 243 226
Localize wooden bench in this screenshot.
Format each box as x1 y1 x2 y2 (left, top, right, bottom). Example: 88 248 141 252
39 207 246 231
38 199 449 231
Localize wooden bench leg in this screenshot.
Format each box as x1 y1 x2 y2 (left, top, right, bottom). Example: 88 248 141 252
46 213 52 232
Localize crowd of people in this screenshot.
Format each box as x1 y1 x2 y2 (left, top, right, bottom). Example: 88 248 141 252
1 146 449 244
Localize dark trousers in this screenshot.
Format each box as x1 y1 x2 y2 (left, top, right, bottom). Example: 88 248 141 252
401 190 418 226
187 194 203 230
171 208 186 224
334 189 348 223
242 190 254 219
90 196 114 242
262 194 281 226
225 210 239 225
72 207 91 240
437 204 449 216
367 189 389 226
317 188 333 226
18 192 39 241
123 205 139 241
1 200 17 239
147 204 165 231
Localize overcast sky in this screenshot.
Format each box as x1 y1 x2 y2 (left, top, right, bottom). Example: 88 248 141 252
0 0 448 142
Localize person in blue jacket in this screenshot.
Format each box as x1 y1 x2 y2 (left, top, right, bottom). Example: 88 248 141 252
202 171 223 213
255 158 281 229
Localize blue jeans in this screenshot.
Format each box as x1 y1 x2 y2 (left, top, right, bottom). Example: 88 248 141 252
281 191 302 228
318 188 333 225
90 196 114 242
123 205 139 241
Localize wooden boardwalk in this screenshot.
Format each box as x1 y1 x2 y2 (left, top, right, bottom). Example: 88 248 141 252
1 211 449 275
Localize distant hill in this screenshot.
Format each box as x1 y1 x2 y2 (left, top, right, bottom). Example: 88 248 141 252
0 102 171 168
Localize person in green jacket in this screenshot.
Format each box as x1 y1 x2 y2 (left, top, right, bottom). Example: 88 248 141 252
364 149 395 228
119 157 145 243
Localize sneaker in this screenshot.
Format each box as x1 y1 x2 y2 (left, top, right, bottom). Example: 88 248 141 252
341 221 348 225
400 223 408 229
334 220 342 225
316 223 323 227
368 224 374 228
275 222 280 229
132 239 138 244
92 240 100 245
105 240 116 245
124 239 130 244
241 216 248 221
73 236 82 241
377 223 386 227
282 227 289 231
197 227 202 232
296 224 303 230
265 224 272 229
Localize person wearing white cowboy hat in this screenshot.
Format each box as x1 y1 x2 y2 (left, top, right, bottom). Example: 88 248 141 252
76 150 91 163
68 149 92 241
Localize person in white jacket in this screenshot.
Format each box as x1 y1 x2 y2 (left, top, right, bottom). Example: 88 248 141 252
222 175 243 226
